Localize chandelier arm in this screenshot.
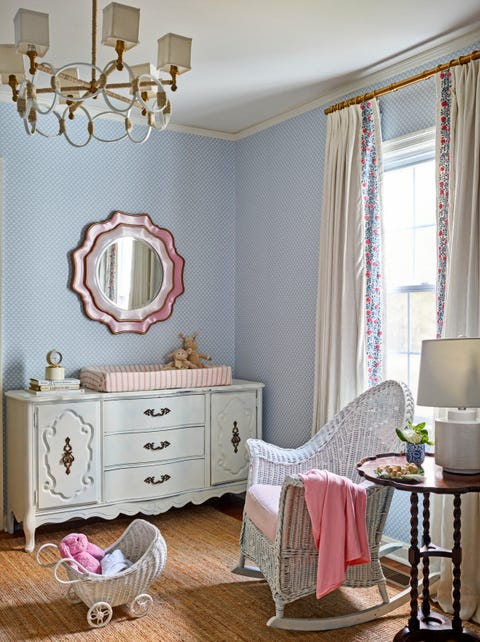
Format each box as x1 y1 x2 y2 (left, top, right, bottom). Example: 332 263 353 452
36 63 92 93
8 75 19 101
66 87 102 117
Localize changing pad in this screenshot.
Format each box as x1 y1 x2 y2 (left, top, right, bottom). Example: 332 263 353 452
80 364 232 392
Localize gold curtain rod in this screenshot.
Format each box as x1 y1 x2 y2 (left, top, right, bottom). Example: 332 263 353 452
324 49 480 115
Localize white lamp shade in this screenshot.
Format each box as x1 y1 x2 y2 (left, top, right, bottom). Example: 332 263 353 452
130 63 159 97
0 44 26 83
417 338 480 408
157 33 191 74
14 9 49 57
102 3 140 50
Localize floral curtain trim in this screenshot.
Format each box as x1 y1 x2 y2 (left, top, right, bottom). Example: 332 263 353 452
436 71 452 339
360 100 383 386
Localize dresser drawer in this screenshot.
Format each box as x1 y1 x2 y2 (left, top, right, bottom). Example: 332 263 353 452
104 426 204 467
103 394 205 433
104 459 205 502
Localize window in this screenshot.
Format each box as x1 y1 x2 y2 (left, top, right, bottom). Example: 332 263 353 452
383 129 436 421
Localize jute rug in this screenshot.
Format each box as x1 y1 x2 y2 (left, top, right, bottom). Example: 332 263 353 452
0 504 479 641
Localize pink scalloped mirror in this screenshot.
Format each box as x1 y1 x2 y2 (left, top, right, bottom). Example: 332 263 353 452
72 211 184 334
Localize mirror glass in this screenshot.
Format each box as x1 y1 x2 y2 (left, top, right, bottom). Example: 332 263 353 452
97 238 163 311
72 211 184 334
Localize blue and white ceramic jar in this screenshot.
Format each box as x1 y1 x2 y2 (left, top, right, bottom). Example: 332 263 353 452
405 442 426 465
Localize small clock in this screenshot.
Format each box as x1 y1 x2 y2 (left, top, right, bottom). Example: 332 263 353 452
45 349 65 381
46 349 63 367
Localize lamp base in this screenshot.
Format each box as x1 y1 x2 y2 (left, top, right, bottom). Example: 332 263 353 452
435 419 480 475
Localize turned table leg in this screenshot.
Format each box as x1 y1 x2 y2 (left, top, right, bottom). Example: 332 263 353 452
451 493 463 633
421 492 432 619
407 491 420 632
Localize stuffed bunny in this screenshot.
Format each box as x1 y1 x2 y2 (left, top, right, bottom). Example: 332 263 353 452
59 533 105 574
163 347 198 370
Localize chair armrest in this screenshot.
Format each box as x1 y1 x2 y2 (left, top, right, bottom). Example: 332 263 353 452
246 439 325 486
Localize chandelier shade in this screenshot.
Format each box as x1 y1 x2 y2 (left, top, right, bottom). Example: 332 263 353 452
0 44 26 83
14 9 50 57
102 3 140 50
157 33 192 75
0 0 192 147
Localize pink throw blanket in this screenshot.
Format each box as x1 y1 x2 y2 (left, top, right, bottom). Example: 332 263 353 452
299 469 370 599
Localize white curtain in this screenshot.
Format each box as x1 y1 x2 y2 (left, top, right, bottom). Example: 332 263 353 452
312 100 383 432
433 60 480 623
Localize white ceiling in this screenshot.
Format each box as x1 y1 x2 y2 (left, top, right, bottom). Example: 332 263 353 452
1 0 480 136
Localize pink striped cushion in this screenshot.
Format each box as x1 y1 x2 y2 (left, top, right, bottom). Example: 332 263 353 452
80 365 232 392
244 484 282 542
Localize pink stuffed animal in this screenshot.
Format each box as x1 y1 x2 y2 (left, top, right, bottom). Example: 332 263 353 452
59 533 105 574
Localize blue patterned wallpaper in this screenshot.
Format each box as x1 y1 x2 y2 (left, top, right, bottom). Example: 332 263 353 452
0 107 236 389
235 112 324 448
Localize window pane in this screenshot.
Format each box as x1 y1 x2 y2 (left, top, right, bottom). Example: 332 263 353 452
410 291 436 352
414 226 436 284
385 291 408 352
409 354 421 401
385 228 414 287
386 352 408 384
414 161 435 226
383 167 414 228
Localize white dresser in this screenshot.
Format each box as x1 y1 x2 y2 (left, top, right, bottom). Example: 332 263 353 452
5 379 263 551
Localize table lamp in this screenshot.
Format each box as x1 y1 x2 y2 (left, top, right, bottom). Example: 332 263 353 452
417 337 480 475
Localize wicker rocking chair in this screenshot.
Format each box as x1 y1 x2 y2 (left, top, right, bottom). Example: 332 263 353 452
232 380 416 631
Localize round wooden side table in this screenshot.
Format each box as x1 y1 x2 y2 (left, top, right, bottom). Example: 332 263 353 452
357 453 480 642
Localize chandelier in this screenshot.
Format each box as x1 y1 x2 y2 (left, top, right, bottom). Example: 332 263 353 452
0 0 192 146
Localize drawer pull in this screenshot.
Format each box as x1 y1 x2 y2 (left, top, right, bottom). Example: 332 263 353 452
144 474 171 485
231 421 241 454
61 437 75 475
144 408 171 418
144 440 171 451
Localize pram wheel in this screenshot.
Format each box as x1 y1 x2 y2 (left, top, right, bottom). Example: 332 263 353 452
87 601 113 628
129 593 153 618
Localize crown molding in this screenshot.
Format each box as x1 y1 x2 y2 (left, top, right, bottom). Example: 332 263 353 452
166 123 236 140
235 25 480 140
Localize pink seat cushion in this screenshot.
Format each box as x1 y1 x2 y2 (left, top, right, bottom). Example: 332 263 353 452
244 484 282 542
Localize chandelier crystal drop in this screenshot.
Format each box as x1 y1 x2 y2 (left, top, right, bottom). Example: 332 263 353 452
0 0 192 146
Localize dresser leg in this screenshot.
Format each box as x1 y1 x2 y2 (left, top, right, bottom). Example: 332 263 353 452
23 510 36 553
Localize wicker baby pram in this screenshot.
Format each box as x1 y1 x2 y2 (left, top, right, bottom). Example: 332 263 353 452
36 518 167 628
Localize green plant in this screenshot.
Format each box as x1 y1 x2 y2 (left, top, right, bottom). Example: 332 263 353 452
396 421 434 445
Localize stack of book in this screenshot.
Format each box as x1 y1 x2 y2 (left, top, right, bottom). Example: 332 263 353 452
27 378 84 395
